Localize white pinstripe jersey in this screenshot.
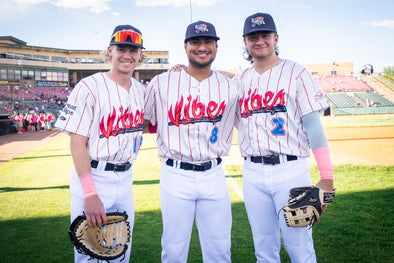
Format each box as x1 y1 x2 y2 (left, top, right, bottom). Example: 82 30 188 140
234 60 328 158
55 72 145 163
144 69 239 163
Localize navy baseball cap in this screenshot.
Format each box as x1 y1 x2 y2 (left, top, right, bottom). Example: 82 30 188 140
243 13 277 36
110 25 144 49
184 20 220 43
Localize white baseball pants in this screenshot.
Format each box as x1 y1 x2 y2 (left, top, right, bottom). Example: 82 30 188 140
70 165 135 263
160 161 232 263
243 157 317 263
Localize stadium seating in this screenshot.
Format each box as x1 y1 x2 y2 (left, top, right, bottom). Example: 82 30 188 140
325 93 362 108
354 92 394 107
34 88 70 99
316 76 371 92
0 86 40 101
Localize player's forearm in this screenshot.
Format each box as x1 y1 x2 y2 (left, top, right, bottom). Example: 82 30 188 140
301 111 328 150
301 111 334 180
70 133 91 176
313 147 334 179
70 133 98 198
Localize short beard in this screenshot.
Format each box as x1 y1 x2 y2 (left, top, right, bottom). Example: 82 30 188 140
188 57 215 68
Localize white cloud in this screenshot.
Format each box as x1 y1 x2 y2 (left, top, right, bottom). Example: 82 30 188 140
51 0 111 14
135 0 224 7
13 0 48 4
11 0 48 9
370 20 394 29
12 0 111 14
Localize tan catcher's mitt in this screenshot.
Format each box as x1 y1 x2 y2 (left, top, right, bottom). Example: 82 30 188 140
68 211 130 262
282 186 336 227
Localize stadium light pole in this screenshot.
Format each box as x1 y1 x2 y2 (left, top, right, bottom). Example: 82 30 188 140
189 0 192 23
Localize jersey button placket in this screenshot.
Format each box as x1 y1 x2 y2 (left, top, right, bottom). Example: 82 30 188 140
189 83 199 161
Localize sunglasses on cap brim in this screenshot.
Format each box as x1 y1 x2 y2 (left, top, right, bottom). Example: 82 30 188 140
112 30 142 45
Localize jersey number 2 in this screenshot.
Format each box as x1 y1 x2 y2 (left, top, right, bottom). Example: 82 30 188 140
272 118 285 136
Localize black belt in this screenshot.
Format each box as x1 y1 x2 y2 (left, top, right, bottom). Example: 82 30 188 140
91 160 132 172
245 155 297 165
166 158 222 172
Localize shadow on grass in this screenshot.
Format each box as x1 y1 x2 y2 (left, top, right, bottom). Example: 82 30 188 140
1 189 392 263
0 215 74 263
12 154 71 161
133 179 160 185
226 174 242 179
0 185 69 193
139 147 159 151
132 188 394 263
0 203 254 263
312 188 394 263
131 201 257 263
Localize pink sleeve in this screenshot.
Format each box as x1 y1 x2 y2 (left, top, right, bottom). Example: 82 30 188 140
313 147 334 180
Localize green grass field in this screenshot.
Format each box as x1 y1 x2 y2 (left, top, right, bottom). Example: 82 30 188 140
0 120 393 262
320 114 394 128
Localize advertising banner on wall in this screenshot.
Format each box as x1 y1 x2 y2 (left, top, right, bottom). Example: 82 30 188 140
36 81 68 87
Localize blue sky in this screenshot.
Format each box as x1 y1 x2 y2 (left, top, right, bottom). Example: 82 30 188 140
1 0 393 73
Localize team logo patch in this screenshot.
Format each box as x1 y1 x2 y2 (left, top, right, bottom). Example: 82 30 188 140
251 16 265 27
314 91 324 102
195 23 209 33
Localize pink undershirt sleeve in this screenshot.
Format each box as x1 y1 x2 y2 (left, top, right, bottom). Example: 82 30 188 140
79 173 98 198
313 147 334 180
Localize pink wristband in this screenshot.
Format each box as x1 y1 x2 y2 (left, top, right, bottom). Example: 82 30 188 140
312 147 334 180
79 173 97 198
148 123 157 133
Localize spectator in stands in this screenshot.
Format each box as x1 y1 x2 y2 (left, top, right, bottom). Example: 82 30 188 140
23 113 29 132
38 112 46 131
14 112 23 133
10 112 18 133
30 113 38 132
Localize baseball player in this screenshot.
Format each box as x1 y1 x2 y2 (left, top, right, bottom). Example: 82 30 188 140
55 24 146 263
144 20 239 263
234 12 335 263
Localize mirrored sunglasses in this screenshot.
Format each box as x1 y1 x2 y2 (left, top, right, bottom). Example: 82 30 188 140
112 30 142 45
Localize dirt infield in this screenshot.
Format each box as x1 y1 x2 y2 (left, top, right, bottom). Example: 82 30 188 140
320 126 394 166
225 126 394 166
0 126 393 166
0 129 64 165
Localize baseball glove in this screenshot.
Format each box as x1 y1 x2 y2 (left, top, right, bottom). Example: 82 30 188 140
68 211 130 262
282 186 336 227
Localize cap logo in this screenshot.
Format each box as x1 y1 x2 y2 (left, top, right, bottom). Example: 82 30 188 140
251 16 265 27
195 23 209 33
